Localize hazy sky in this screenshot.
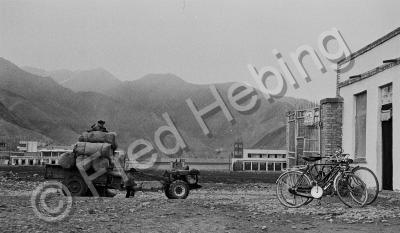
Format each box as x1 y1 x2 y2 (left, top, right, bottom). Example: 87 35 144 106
1 0 399 101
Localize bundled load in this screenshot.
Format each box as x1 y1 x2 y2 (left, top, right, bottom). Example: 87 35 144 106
59 120 119 172
74 142 113 158
78 131 117 149
74 142 114 171
58 152 76 169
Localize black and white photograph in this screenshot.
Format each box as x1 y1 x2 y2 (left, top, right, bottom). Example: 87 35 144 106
0 0 399 232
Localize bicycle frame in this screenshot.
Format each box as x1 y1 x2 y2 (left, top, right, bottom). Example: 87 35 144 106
290 161 351 198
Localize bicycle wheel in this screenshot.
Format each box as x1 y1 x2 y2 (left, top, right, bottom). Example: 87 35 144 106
335 173 368 208
276 171 312 208
352 166 379 205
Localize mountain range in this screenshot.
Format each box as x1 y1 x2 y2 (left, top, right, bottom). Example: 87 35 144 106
22 66 121 94
0 58 310 159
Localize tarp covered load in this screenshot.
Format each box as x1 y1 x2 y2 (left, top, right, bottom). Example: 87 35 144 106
74 142 115 172
74 142 113 158
92 157 111 171
58 152 76 169
65 128 120 172
78 131 117 149
75 155 111 172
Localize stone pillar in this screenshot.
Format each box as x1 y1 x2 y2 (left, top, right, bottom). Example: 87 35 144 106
320 97 344 157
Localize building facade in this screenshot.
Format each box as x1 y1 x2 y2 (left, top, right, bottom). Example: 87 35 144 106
337 27 400 191
231 149 288 172
9 142 72 166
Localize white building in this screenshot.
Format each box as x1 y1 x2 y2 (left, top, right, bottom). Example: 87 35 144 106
39 148 71 165
9 142 72 166
231 149 288 172
337 27 400 191
17 141 39 152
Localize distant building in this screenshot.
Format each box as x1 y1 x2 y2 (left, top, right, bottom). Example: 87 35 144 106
17 141 39 152
233 140 244 158
10 152 40 166
0 151 10 165
231 149 288 172
126 156 231 171
9 141 72 166
39 148 72 165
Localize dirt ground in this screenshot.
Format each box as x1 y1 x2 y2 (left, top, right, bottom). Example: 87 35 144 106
1 171 400 233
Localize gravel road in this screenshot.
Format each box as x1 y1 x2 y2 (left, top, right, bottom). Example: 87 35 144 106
1 176 400 233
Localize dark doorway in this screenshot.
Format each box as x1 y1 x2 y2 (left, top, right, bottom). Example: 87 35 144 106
382 113 393 190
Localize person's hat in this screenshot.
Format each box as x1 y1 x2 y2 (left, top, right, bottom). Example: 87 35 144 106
98 120 105 124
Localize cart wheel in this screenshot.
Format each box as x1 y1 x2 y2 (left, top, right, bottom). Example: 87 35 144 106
63 175 88 197
167 180 189 199
164 185 172 199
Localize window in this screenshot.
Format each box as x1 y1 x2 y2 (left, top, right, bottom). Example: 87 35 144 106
275 163 282 171
244 162 251 170
260 162 266 171
267 163 274 171
42 152 51 157
355 92 367 159
282 162 287 170
248 154 262 158
251 162 259 171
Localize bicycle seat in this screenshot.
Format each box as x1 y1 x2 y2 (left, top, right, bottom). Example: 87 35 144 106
301 156 323 162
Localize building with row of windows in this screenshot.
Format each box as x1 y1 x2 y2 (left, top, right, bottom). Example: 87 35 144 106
231 142 288 172
8 143 72 166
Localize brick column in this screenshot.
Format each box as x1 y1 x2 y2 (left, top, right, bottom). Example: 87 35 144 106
320 97 344 157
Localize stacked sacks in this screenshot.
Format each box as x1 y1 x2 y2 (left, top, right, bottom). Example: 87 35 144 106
58 131 120 173
78 131 117 149
74 141 115 172
58 152 76 169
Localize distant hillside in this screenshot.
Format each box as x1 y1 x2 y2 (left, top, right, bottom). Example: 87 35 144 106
2 58 311 159
22 66 121 94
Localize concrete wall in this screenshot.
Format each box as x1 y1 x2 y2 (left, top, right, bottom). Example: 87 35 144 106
339 37 400 82
339 66 400 190
152 162 231 171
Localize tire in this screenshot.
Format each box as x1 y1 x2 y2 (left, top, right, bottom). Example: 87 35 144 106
63 175 88 197
352 166 379 205
335 173 368 208
167 180 189 199
276 171 312 208
164 186 172 199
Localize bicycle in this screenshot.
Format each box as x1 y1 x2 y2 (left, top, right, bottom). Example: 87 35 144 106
276 153 368 208
330 147 379 205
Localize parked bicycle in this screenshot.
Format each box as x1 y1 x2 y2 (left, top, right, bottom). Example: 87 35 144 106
328 147 379 205
276 151 369 208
